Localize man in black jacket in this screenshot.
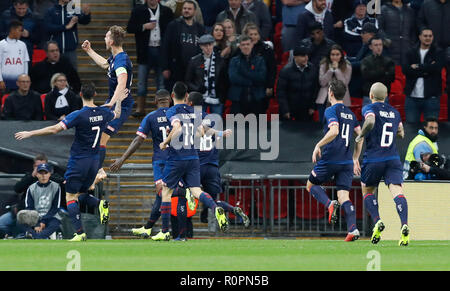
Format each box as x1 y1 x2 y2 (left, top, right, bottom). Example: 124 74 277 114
127 0 174 117
418 0 450 50
360 36 395 107
216 0 259 35
2 74 43 120
297 21 335 68
30 41 81 94
403 28 444 123
185 34 228 114
277 45 319 121
161 0 205 92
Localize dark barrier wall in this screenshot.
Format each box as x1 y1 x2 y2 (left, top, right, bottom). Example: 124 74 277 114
0 120 449 176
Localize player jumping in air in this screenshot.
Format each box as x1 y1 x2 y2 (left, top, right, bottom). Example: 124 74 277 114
109 89 172 238
307 79 362 241
186 92 250 227
154 82 229 241
15 83 127 241
353 82 410 246
81 25 134 184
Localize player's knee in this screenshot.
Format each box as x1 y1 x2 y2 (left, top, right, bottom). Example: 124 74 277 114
66 193 79 203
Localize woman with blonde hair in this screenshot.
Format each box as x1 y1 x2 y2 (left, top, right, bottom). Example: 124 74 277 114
222 19 239 57
44 73 82 121
317 44 352 122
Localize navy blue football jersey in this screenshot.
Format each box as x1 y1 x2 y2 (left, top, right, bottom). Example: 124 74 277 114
136 107 170 162
361 102 402 163
59 106 115 158
107 51 133 107
320 103 360 164
166 104 201 161
197 111 219 166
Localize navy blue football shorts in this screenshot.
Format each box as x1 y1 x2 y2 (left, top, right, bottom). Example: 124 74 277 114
162 159 201 189
200 164 222 199
64 157 99 194
104 97 134 136
309 162 354 191
361 159 403 187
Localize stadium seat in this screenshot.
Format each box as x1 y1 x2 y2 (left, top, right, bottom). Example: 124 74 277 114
1 94 9 112
32 48 46 66
40 94 46 120
258 179 288 219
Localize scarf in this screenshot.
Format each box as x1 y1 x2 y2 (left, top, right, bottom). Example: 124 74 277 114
148 4 161 47
203 52 218 105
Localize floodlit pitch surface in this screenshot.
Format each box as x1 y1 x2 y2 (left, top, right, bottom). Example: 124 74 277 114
0 239 448 271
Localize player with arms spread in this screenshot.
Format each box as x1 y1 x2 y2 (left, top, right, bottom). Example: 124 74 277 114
15 83 127 241
154 82 229 241
109 89 172 238
81 25 134 182
307 79 362 241
353 82 410 246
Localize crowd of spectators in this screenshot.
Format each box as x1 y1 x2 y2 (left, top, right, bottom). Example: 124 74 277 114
0 0 449 123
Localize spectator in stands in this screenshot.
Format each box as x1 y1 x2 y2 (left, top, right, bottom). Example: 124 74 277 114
45 0 91 69
347 22 377 99
17 163 62 239
243 23 276 113
163 0 204 25
281 0 307 52
242 0 272 40
0 0 38 61
44 73 82 121
228 35 267 115
222 19 240 57
378 0 416 65
30 0 56 20
403 28 444 123
342 0 378 58
295 0 334 47
277 44 319 121
0 153 52 238
360 36 395 106
317 44 352 121
127 0 174 117
0 20 30 93
295 21 335 68
211 22 230 58
185 34 228 114
161 0 205 91
331 0 354 44
2 74 43 120
417 0 450 50
403 117 439 179
197 0 229 31
216 0 259 35
30 41 81 94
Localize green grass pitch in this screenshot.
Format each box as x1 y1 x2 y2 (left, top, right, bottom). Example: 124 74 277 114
0 239 448 271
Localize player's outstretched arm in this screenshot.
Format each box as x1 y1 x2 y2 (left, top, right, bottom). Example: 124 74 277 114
352 126 363 176
105 74 128 107
81 40 109 70
110 136 145 172
15 124 64 140
312 124 339 163
160 121 182 150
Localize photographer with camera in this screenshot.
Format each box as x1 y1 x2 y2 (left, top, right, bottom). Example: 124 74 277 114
403 117 440 179
408 153 450 180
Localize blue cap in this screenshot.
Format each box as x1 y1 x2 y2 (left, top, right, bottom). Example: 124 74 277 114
37 163 51 173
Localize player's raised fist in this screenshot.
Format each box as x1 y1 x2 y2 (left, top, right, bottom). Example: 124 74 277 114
81 40 91 52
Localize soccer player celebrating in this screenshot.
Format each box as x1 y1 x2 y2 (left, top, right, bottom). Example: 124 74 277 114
353 82 410 246
15 83 127 241
186 92 250 227
81 25 134 183
307 79 362 242
155 82 228 241
109 89 171 238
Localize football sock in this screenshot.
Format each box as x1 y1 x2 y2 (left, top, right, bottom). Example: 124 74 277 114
310 185 331 208
216 200 234 213
177 197 187 238
341 200 357 232
160 202 171 233
393 194 408 225
146 190 162 229
363 193 380 223
78 193 100 208
67 200 83 234
199 192 217 212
